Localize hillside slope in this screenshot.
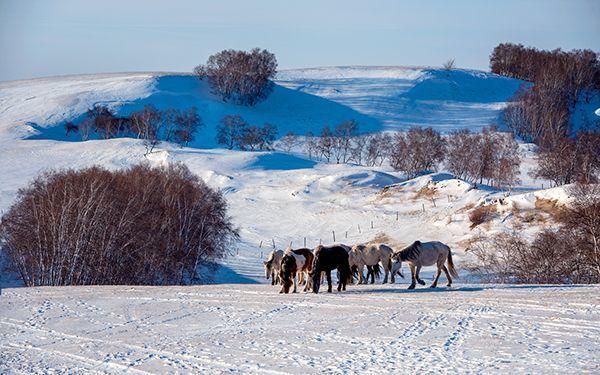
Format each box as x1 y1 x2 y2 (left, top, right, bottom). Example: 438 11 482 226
0 67 585 287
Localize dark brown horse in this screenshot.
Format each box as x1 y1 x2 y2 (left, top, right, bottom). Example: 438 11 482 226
279 248 314 293
311 245 352 293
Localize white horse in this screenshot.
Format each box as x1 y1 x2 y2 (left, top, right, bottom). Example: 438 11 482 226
349 243 395 284
263 250 284 285
391 241 459 289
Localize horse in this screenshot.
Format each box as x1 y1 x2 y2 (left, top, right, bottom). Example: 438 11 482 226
279 248 314 293
263 250 284 285
391 241 459 289
311 245 352 293
348 243 395 284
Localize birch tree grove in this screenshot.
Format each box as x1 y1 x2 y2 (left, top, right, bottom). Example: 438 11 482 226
0 164 239 286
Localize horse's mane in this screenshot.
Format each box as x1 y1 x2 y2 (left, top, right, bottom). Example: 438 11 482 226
266 251 276 263
398 241 421 261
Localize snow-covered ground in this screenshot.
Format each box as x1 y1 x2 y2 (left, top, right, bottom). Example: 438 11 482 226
1 67 599 373
1 284 598 373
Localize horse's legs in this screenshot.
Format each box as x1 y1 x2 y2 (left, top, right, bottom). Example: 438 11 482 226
415 265 426 285
383 260 389 284
359 265 366 284
271 271 276 286
326 270 333 293
292 272 297 293
408 264 417 289
303 272 311 292
430 266 442 288
442 265 452 287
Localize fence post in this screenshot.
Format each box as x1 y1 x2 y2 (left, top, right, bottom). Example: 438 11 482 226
259 240 263 248
260 251 263 258
371 221 373 229
345 231 348 239
358 224 361 234
396 211 399 221
422 203 425 212
431 197 436 207
332 230 336 242
304 237 306 247
271 238 275 249
289 241 292 248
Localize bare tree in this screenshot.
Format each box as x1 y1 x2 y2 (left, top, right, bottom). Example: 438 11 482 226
446 129 521 188
130 105 163 155
305 131 318 160
332 120 358 163
349 135 368 165
216 115 247 149
87 104 117 139
533 131 600 186
389 127 446 178
194 48 277 106
317 126 334 162
173 106 202 147
278 131 300 153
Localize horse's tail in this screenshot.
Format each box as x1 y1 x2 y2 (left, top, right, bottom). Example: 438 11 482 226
447 247 459 279
372 264 382 279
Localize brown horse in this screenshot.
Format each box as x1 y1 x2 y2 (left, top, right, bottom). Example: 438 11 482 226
311 245 352 293
279 248 314 293
391 241 459 289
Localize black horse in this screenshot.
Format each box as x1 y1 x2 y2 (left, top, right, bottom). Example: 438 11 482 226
311 245 352 293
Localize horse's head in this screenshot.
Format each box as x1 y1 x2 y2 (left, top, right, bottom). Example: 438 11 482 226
390 252 404 278
311 270 321 294
279 255 296 293
263 260 271 279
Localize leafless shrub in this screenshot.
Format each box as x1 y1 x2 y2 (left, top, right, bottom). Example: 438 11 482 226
277 131 300 153
238 123 278 151
194 48 277 106
364 133 392 167
216 115 247 149
532 131 600 186
172 106 203 147
468 205 497 229
442 58 455 70
390 127 446 178
86 104 117 139
0 163 238 286
562 183 600 279
332 120 358 163
130 105 163 155
446 129 520 188
467 184 600 284
317 126 334 162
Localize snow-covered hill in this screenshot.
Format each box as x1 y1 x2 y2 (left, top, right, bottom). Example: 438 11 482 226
1 67 598 373
0 67 528 147
0 67 580 286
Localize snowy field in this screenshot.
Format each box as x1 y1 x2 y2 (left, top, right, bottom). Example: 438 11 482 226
1 67 600 373
1 284 599 373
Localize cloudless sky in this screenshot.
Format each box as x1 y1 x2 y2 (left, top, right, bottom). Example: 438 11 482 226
1 0 599 81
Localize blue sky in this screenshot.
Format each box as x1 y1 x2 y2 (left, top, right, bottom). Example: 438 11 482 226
1 0 598 81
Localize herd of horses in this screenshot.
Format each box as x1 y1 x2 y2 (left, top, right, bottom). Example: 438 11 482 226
263 240 459 294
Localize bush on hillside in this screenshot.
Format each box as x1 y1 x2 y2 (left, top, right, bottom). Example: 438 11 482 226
0 163 238 286
467 184 600 284
195 48 277 106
